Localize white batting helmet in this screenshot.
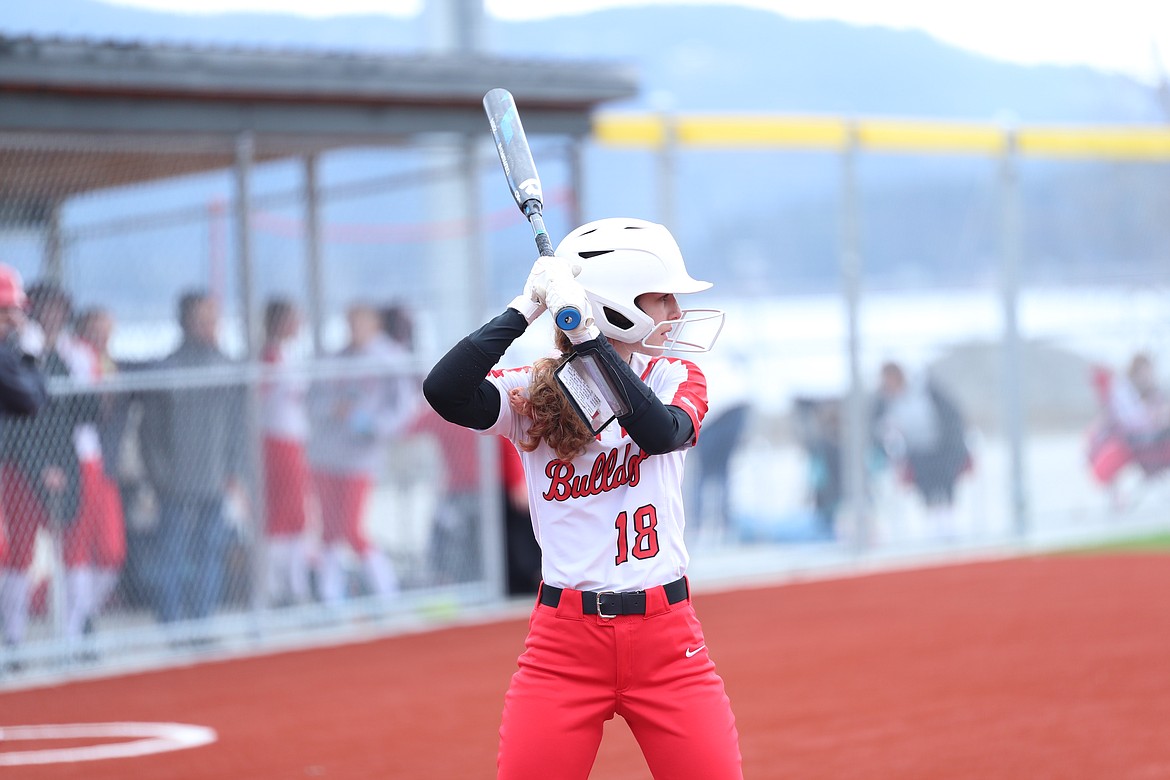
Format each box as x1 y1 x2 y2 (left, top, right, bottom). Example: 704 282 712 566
555 218 723 351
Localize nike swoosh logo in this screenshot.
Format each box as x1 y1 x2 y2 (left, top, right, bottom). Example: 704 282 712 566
685 645 705 658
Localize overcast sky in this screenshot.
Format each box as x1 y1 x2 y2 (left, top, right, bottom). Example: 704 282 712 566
100 0 1170 85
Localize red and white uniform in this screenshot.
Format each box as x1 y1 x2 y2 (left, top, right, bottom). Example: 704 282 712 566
61 335 125 573
260 341 310 537
258 340 315 606
485 353 705 592
307 335 416 602
484 353 743 780
58 334 126 640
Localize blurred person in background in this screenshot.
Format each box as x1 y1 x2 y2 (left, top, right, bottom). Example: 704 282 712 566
408 405 484 585
259 298 313 607
1 282 97 657
407 403 539 593
1088 351 1170 487
60 306 127 644
793 396 843 536
307 301 418 605
499 437 540 596
393 301 524 589
871 360 970 536
1108 352 1170 448
379 302 416 360
76 312 156 617
0 265 45 419
138 290 246 626
687 352 750 545
0 265 46 667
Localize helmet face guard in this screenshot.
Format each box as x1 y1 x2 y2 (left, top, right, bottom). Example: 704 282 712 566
647 308 726 354
556 218 725 353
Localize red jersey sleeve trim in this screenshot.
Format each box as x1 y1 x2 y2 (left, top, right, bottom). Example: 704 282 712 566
643 356 709 442
489 365 531 379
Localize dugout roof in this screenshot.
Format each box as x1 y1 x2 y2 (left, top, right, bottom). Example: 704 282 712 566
0 34 638 211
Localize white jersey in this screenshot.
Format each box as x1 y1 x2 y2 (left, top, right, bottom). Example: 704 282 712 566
484 352 709 592
57 333 103 463
260 341 310 442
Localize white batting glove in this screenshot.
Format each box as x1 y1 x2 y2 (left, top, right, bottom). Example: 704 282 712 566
544 275 600 345
508 256 580 324
19 318 44 358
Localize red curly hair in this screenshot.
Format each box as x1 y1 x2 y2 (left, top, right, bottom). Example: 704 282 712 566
511 329 595 461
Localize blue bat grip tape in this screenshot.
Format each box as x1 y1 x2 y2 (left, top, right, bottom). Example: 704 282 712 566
555 307 582 331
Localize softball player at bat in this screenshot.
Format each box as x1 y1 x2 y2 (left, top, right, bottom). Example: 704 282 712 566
424 218 742 780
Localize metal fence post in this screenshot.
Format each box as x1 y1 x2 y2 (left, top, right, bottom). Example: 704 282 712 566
234 130 267 621
840 120 871 552
998 123 1029 537
465 135 506 600
43 201 64 284
567 137 585 230
304 153 325 358
234 131 257 359
657 103 677 229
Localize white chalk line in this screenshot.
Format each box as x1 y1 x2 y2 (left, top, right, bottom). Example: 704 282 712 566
0 721 217 766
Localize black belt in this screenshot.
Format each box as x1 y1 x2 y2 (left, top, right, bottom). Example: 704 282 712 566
539 577 689 618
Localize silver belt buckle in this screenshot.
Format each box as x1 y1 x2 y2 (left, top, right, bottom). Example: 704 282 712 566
595 591 618 619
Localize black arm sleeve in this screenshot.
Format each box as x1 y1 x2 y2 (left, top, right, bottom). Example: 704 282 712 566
422 308 528 430
0 343 47 417
571 337 695 456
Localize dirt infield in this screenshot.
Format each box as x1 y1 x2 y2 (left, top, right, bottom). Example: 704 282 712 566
3 553 1169 779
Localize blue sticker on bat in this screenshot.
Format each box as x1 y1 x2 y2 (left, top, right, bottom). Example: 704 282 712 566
501 106 517 144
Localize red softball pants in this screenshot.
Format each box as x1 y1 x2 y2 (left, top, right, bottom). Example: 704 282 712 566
310 470 372 554
264 437 309 536
64 459 126 568
497 580 742 780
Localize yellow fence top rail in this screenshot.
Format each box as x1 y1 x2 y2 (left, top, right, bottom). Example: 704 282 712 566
1017 126 1170 160
593 113 1170 160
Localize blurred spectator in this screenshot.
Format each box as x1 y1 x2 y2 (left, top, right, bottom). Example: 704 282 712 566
307 302 418 605
379 302 415 356
500 437 540 596
871 361 970 529
138 290 246 624
1 282 97 653
0 265 46 665
1088 352 1170 490
0 264 45 419
259 298 313 607
79 316 155 616
393 301 539 592
407 406 539 594
408 406 481 585
62 306 127 641
1108 352 1170 447
688 353 750 544
75 307 131 468
793 396 843 534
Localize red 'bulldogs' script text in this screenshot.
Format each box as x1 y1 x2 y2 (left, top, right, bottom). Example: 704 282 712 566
543 443 647 501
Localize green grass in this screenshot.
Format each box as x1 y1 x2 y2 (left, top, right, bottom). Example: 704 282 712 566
1057 531 1170 554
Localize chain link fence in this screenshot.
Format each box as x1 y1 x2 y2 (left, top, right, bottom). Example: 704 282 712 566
0 133 548 681
2 121 1168 684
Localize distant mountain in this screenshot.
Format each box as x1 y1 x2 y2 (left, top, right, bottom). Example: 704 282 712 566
1 0 423 53
499 8 1159 123
4 1 1158 123
2 1 1166 303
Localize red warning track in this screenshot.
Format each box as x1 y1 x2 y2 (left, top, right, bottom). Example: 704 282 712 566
3 553 1169 779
